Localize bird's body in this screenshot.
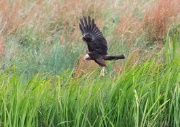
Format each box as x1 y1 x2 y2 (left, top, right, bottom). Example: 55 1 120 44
79 16 125 76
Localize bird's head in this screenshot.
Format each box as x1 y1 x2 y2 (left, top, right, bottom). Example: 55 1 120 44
82 33 92 42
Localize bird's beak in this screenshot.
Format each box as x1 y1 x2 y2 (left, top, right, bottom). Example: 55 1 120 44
84 54 90 61
82 34 87 39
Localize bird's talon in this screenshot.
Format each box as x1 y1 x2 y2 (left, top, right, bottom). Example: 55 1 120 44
100 66 105 77
100 72 105 77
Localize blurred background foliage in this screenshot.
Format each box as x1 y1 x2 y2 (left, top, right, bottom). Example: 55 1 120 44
0 0 179 79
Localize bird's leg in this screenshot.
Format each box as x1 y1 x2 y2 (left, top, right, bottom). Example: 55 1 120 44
100 66 105 77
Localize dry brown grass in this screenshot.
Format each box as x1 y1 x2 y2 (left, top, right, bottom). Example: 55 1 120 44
0 1 35 34
0 0 179 75
0 37 4 57
113 61 125 74
0 0 110 75
0 0 107 38
114 0 180 44
115 15 140 38
74 54 99 78
114 15 142 51
111 0 180 70
142 0 180 42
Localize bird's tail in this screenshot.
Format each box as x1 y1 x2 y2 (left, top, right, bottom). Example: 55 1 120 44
104 55 125 60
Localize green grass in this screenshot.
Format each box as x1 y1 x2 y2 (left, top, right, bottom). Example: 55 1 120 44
0 43 179 126
1 35 83 81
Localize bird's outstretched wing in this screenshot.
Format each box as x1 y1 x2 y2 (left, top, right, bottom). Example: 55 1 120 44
79 16 108 55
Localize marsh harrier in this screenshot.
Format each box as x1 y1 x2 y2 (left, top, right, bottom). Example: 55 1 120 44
79 16 125 76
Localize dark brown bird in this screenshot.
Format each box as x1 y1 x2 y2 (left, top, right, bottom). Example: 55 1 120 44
79 16 125 76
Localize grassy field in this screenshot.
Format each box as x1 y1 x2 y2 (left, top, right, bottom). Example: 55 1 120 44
0 0 180 127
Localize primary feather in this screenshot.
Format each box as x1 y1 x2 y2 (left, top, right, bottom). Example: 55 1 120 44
79 16 108 55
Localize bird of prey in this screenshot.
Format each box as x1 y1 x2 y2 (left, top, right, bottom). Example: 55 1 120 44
79 16 125 76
